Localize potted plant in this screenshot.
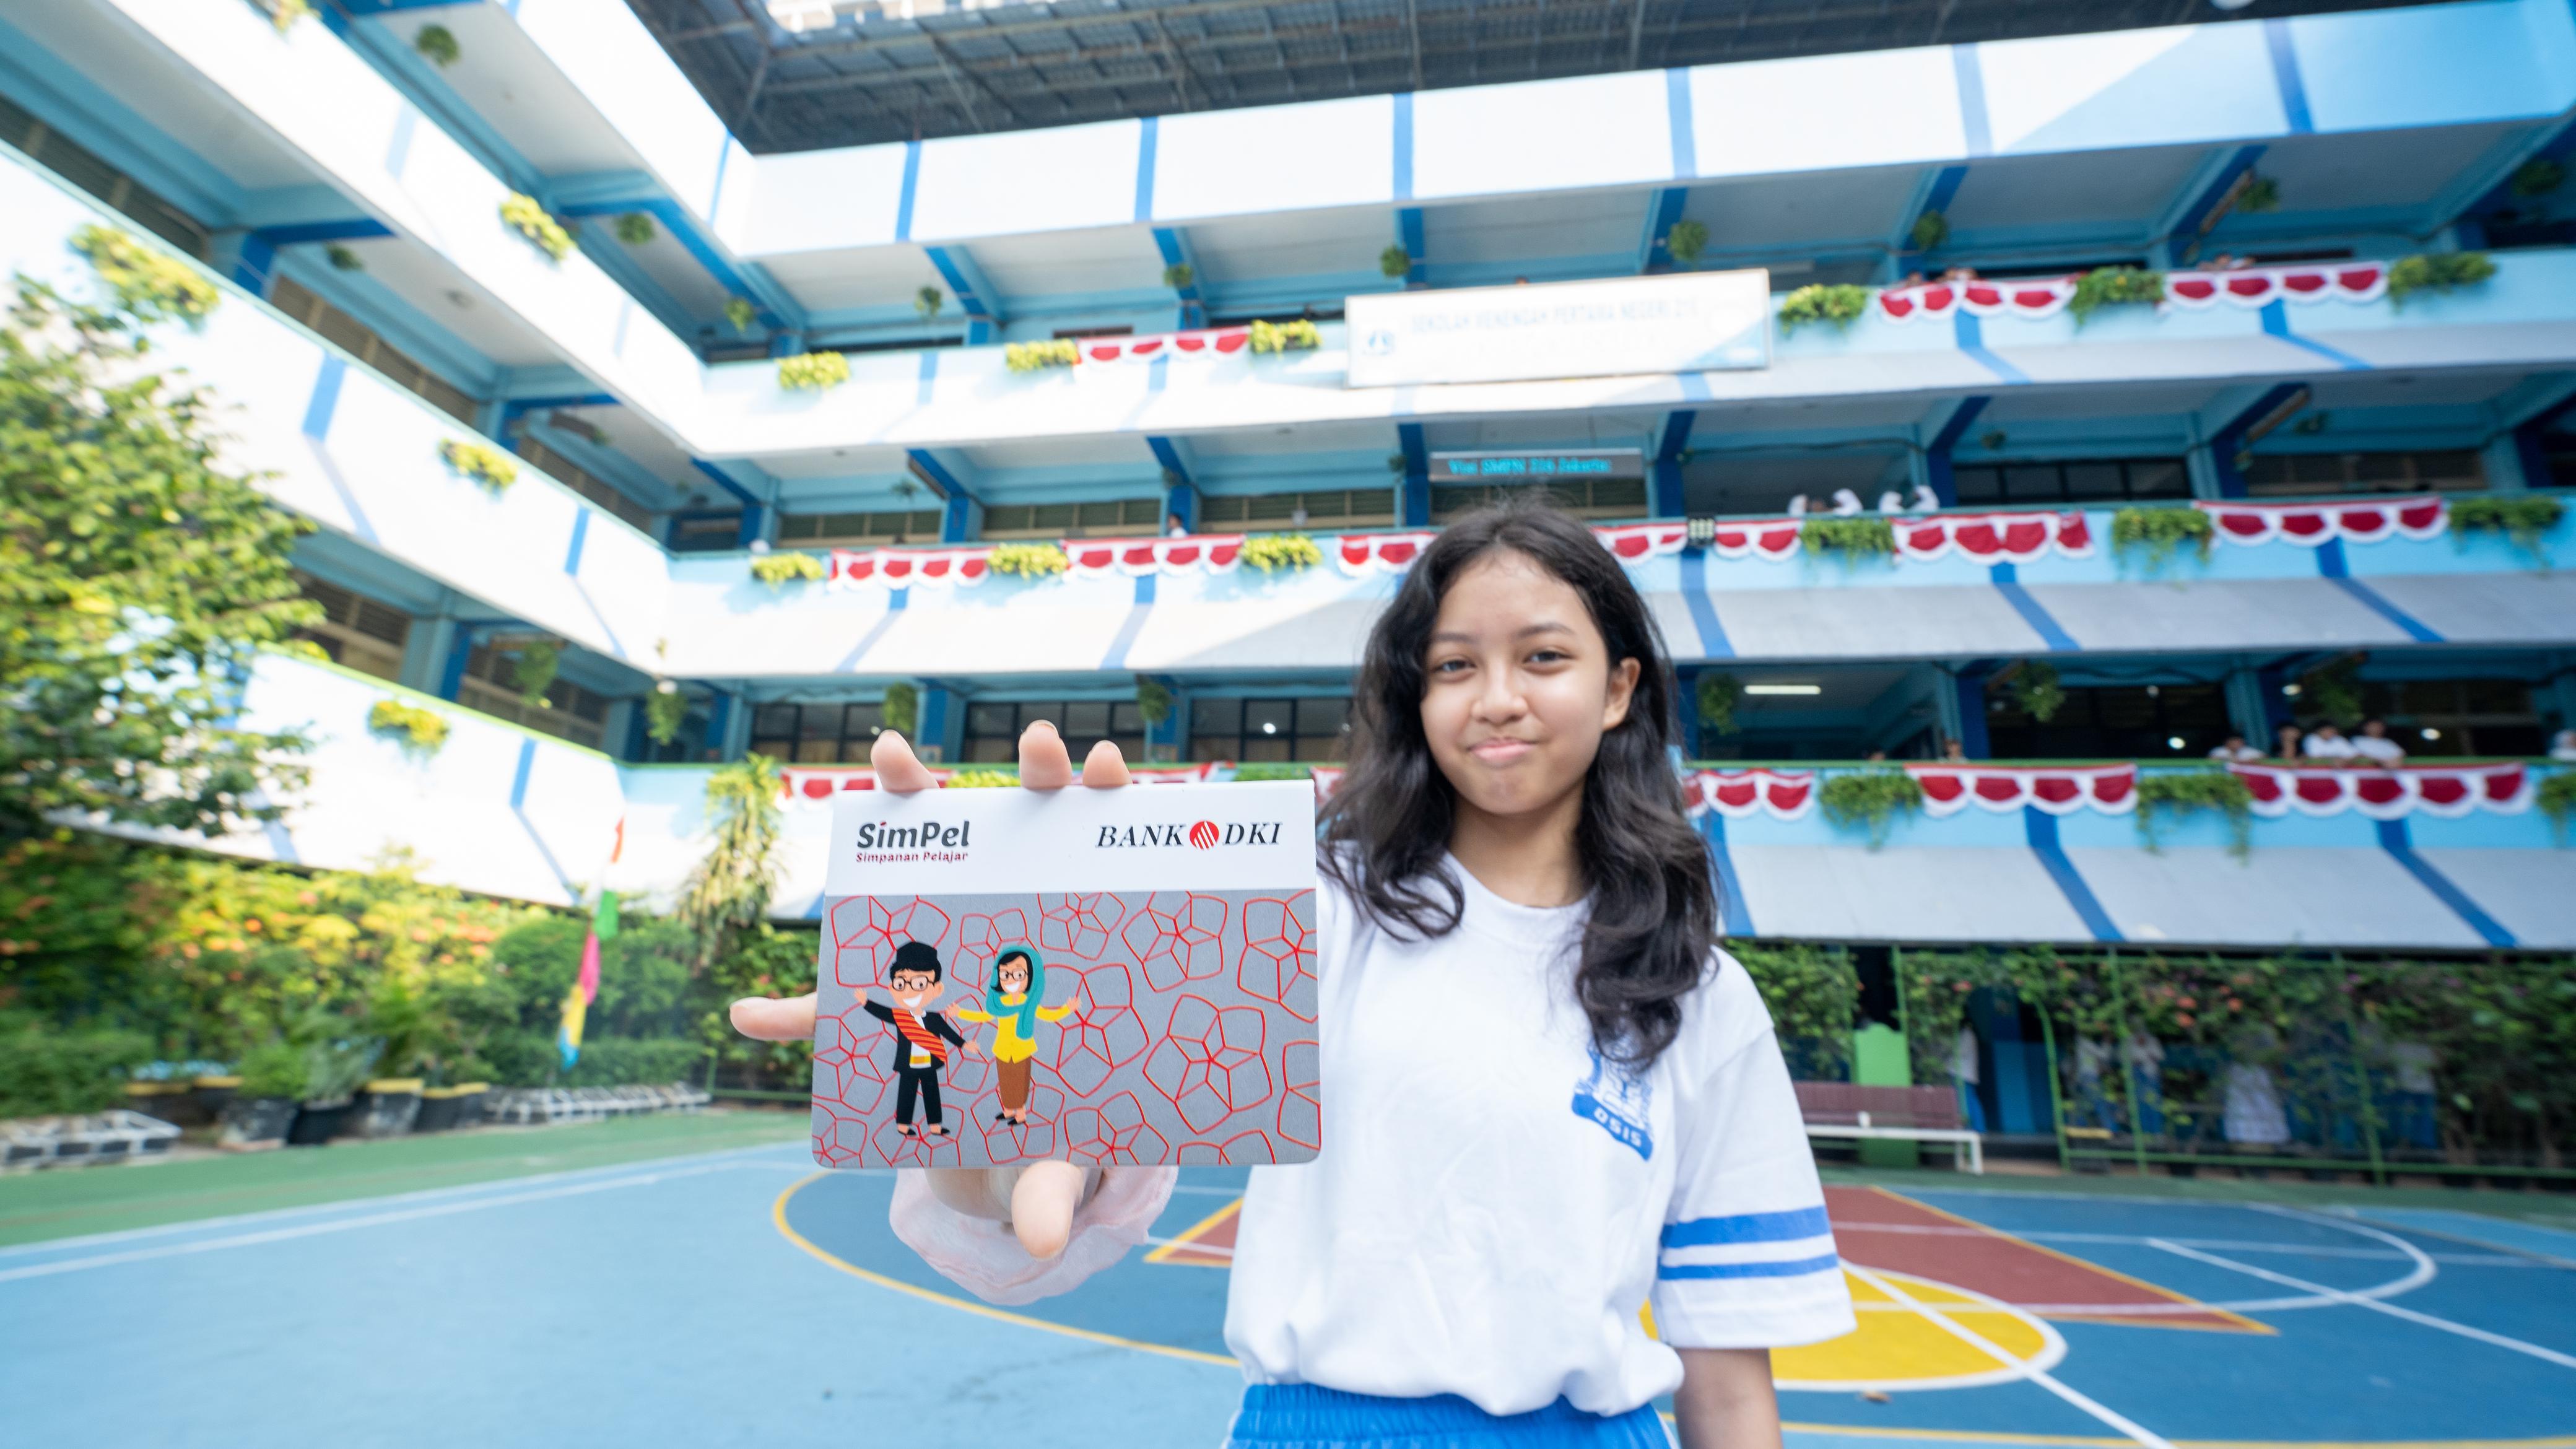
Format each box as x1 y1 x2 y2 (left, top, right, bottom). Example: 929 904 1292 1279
287 1034 381 1147
414 1079 490 1133
216 1044 305 1151
192 1073 240 1123
346 1078 424 1139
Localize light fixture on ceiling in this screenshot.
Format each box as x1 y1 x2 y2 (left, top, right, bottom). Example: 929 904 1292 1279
1745 684 1823 696
2209 0 2255 11
2167 736 2186 750
2421 727 2441 741
1261 721 1277 734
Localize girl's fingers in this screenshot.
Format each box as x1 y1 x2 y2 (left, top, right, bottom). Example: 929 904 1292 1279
869 731 940 792
1017 720 1076 790
1080 739 1132 789
729 993 817 1041
923 1167 1017 1222
1011 1159 1090 1260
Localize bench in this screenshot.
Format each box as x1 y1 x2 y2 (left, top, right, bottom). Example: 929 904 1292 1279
1794 1082 1983 1173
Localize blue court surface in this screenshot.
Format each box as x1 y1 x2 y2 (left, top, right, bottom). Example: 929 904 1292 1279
6 1136 2573 1448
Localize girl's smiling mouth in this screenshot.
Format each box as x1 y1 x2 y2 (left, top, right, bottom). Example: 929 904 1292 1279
1469 737 1538 763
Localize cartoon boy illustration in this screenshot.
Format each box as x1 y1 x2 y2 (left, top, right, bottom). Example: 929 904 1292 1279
949 946 1073 1125
862 941 974 1138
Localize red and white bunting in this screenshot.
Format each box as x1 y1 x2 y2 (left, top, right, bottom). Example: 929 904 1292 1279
1074 327 1253 365
1704 518 1808 561
1910 763 2139 817
1336 532 1439 575
1684 769 1818 821
778 762 1224 801
1874 277 2079 324
1595 521 1694 562
1308 767 1344 800
2164 263 2387 310
1894 510 2094 563
2197 495 2447 547
827 547 991 589
2226 762 2533 820
1061 534 1247 577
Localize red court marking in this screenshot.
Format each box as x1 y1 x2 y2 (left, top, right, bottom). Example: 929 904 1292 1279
1147 1198 1239 1268
1827 1186 2269 1334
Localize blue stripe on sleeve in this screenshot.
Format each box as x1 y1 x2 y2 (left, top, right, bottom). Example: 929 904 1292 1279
1660 1206 1832 1247
1658 1253 1843 1281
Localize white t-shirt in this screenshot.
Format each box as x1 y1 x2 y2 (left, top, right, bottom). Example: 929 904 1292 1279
2303 733 2359 760
1224 863 1855 1416
2349 734 2404 763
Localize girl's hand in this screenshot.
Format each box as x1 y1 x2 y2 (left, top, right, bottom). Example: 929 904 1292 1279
728 720 1132 1260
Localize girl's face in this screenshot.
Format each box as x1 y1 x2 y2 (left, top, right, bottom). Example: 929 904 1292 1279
999 959 1030 994
1419 550 1638 823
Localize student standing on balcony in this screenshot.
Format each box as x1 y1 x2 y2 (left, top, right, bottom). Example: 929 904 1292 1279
733 502 1854 1449
2303 721 2361 764
2349 718 2407 767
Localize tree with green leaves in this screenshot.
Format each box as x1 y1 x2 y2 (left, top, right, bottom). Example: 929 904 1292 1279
675 752 783 969
1 266 321 840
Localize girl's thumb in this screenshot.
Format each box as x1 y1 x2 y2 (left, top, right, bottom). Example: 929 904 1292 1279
1010 1159 1092 1260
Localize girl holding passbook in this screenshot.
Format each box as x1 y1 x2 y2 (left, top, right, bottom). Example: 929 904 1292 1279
734 501 1853 1448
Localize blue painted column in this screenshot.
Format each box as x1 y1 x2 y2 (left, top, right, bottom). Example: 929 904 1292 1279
2508 393 2576 492
215 232 279 298
1951 666 1992 758
1674 664 1704 759
1143 680 1186 763
1396 424 1431 528
1651 412 1695 518
1967 989 2042 1136
1922 397 1990 507
915 685 964 764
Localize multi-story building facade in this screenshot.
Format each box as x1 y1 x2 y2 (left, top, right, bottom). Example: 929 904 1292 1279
6 0 2572 1058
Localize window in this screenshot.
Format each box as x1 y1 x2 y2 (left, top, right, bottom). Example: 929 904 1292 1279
962 700 1147 763
1951 458 2190 506
2356 679 2543 759
269 277 477 424
778 510 944 546
2243 451 2485 496
457 640 610 749
1189 697 1350 763
1199 489 1396 528
1984 683 2229 760
0 94 208 258
292 571 409 682
514 435 653 532
980 498 1164 538
1429 477 1648 523
749 702 887 764
1051 325 1133 340
668 511 744 552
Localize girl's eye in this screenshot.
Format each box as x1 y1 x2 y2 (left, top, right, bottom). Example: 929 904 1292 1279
1430 658 1471 674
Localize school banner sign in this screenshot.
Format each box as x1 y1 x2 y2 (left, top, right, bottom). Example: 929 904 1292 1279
1344 269 1772 388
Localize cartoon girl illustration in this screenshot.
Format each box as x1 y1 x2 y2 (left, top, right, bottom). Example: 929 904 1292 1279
949 946 1073 1125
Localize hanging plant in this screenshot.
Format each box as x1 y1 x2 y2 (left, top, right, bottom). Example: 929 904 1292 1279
724 297 757 334
510 639 560 708
2295 656 2365 724
1240 534 1322 572
1248 318 1321 354
367 698 450 755
2066 267 2165 324
987 542 1069 577
1379 245 1411 280
1800 516 1896 562
616 212 657 246
881 682 920 738
2133 768 2256 859
646 683 687 746
2540 772 2576 844
750 552 825 587
437 438 518 492
1162 263 1195 290
2448 495 2564 565
1774 284 1869 334
1004 339 1079 372
414 23 460 67
1666 220 1708 268
326 244 365 272
1907 210 1949 252
1136 679 1173 728
2512 158 2566 198
2110 506 2213 566
1818 769 1923 848
2235 175 2281 214
1386 454 1409 475
1696 673 1744 736
2386 252 2497 307
915 285 944 321
777 350 849 391
71 225 220 327
2009 661 2066 724
676 754 783 970
500 193 575 261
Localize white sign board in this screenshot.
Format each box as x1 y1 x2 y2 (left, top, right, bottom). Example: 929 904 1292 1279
1344 269 1772 388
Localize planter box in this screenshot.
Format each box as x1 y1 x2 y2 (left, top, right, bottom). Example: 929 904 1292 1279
193 1076 240 1123
287 1099 353 1146
122 1081 206 1128
217 1096 298 1151
346 1079 424 1139
414 1083 489 1133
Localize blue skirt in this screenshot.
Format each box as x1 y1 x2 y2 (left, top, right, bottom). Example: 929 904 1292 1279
1224 1384 1669 1448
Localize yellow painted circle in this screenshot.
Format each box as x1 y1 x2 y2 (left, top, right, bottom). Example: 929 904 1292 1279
1771 1269 2067 1393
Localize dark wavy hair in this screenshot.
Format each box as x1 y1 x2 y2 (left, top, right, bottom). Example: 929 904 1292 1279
1319 498 1718 1071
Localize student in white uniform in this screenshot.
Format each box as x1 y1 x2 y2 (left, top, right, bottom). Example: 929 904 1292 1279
2302 721 2360 762
2349 717 2406 766
733 501 1855 1448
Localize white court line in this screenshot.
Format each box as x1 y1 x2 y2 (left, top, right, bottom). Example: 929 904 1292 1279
0 1156 778 1284
1146 1234 1234 1255
1832 1221 2527 1266
1841 1263 2175 1449
0 1141 808 1261
1169 1185 1249 1198
2150 1235 2576 1372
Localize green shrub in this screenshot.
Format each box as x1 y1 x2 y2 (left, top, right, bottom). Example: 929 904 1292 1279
1800 516 1895 562
2449 495 2564 564
438 438 518 492
1666 219 1708 268
615 212 656 246
326 244 365 272
1907 210 1948 252
1696 673 1744 736
0 1017 154 1116
2009 661 2065 724
2134 768 2256 859
2067 266 2164 324
367 698 450 755
414 23 459 67
2111 506 2213 567
1162 263 1195 290
500 193 575 261
2235 175 2280 214
1818 769 1923 847
1004 339 1079 373
987 542 1068 577
71 224 221 327
1240 534 1322 572
1232 762 1313 782
2541 772 2576 845
510 639 559 707
1248 318 1321 354
882 681 919 737
750 552 825 587
561 1038 704 1088
1137 679 1173 727
2386 252 2496 307
777 350 850 391
1379 245 1411 279
646 685 687 745
1775 284 1869 334
2512 158 2565 198
1727 942 1860 1070
235 1040 308 1101
915 285 943 321
724 297 756 334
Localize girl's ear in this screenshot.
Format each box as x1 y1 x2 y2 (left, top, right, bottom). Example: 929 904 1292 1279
1601 656 1642 731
